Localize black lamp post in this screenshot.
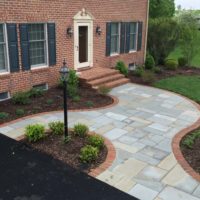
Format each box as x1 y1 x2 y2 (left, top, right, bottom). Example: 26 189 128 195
60 60 70 139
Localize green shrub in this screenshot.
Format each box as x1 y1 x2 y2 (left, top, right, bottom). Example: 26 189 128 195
15 109 25 116
28 88 44 98
87 135 104 149
80 145 99 163
115 61 128 76
164 59 178 70
182 135 195 149
182 130 200 149
85 101 94 108
25 124 45 142
12 92 31 105
133 66 144 77
145 54 155 69
49 121 64 135
74 123 89 137
0 112 9 119
59 70 79 98
46 99 54 105
72 95 81 102
98 85 111 95
141 71 156 83
178 57 187 67
153 66 162 74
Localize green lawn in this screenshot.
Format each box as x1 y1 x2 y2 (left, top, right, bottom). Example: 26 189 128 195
153 75 200 103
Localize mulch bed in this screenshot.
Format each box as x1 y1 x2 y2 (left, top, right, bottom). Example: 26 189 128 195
129 66 200 85
181 134 200 174
0 84 113 125
24 132 108 173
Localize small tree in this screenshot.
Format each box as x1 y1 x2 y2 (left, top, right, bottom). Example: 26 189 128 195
147 18 179 64
177 11 200 66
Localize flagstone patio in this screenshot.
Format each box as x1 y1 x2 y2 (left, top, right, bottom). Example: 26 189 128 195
1 83 200 200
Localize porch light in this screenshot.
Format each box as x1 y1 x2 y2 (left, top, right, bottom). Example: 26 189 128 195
67 27 73 37
96 26 102 35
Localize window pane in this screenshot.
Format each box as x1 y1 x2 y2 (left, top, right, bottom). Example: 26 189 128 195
29 24 45 41
0 25 4 43
130 34 136 50
130 23 137 34
111 36 119 54
29 41 45 66
0 44 6 70
111 23 119 35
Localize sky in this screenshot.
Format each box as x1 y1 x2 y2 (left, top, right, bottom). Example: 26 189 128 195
176 0 200 10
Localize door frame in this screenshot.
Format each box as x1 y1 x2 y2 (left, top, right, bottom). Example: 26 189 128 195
74 9 94 70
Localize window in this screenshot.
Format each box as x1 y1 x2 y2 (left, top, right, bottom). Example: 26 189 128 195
33 83 48 91
28 24 48 67
110 23 120 54
129 22 138 51
0 24 8 73
0 91 10 101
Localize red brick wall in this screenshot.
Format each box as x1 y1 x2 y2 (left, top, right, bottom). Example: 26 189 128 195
0 0 148 95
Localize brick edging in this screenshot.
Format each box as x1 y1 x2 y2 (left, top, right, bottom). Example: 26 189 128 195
0 95 118 128
172 98 200 181
89 137 116 177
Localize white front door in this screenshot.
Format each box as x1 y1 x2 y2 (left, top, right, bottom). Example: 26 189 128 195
74 22 93 69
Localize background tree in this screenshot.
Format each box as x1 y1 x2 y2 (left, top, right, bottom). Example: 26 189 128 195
149 0 175 18
147 18 179 64
177 11 200 65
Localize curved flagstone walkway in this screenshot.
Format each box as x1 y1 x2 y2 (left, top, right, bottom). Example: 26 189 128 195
1 83 200 200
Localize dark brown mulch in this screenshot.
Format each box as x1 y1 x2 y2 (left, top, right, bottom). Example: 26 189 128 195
0 85 113 124
25 132 108 173
129 66 200 85
181 136 200 174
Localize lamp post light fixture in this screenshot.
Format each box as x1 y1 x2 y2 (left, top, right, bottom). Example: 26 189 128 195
67 27 73 37
60 59 70 139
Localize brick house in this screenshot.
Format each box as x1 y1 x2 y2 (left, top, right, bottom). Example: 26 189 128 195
0 0 149 101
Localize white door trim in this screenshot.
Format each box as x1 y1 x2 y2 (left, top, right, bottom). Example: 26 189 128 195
74 9 93 70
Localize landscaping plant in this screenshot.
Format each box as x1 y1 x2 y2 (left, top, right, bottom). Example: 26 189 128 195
133 66 144 77
85 101 94 108
25 124 45 142
141 70 156 83
15 109 25 116
87 135 104 149
59 69 79 98
72 95 81 102
74 123 89 137
182 130 200 149
164 59 178 70
49 121 64 135
145 54 155 70
0 112 9 119
28 88 44 98
115 61 128 76
80 145 99 163
12 91 31 105
98 85 111 95
46 99 54 105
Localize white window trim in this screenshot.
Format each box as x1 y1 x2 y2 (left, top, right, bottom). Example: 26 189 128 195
30 23 49 70
110 22 121 56
0 23 10 74
129 22 138 53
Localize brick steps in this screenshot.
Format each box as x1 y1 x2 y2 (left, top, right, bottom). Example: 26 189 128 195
79 67 130 89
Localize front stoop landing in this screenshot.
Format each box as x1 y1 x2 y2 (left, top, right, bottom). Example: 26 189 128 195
79 67 130 89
